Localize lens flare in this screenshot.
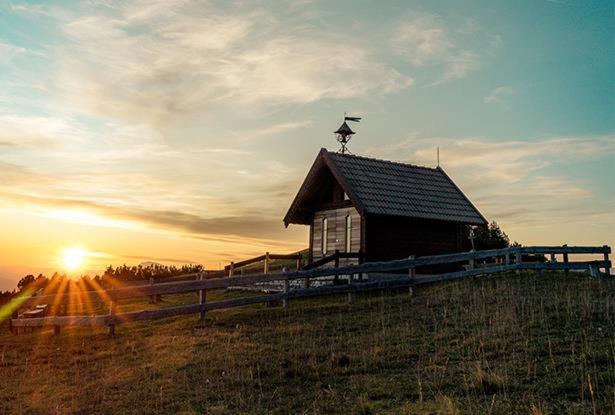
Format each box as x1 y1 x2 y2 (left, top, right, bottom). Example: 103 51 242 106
63 247 86 270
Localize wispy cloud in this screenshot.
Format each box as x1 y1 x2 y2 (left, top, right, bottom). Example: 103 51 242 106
374 135 613 182
367 134 614 230
0 114 85 148
240 121 313 140
391 13 481 83
484 86 517 105
121 254 199 265
0 40 28 63
27 1 411 126
0 190 291 242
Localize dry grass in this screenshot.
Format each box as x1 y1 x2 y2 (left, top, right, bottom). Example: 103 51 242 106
0 271 613 414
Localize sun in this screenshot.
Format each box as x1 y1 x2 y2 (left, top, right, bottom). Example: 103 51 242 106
63 247 86 271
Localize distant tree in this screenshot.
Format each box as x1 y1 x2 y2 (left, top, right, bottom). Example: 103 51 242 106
102 263 205 284
17 274 36 291
0 290 15 305
473 221 511 250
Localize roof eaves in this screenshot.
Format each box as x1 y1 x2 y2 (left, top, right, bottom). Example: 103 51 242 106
283 148 329 227
436 166 488 225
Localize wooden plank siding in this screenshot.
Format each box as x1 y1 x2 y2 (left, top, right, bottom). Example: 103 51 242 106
365 215 469 270
312 207 361 265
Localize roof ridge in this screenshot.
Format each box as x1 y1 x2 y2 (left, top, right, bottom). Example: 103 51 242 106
327 150 437 171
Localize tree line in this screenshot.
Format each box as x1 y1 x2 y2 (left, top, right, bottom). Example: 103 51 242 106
0 263 204 306
1 222 537 307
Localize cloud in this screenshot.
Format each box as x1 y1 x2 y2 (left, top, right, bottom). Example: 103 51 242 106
367 134 614 230
488 34 503 48
391 13 481 83
240 121 313 140
121 255 199 265
441 50 480 82
40 1 411 126
0 41 28 64
0 190 290 242
376 135 613 182
484 86 516 105
0 160 55 186
0 114 85 148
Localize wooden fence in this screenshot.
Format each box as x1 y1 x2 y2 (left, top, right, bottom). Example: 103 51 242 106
224 252 303 276
302 250 363 270
8 245 611 335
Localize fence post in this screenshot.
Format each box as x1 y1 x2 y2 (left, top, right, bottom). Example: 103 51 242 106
515 249 522 275
347 273 355 304
300 255 310 288
550 253 556 263
264 253 270 274
107 298 116 336
359 251 365 282
283 277 290 308
589 263 599 278
469 252 475 272
149 277 155 304
199 273 206 321
603 245 611 276
10 310 18 335
408 255 415 296
563 244 569 276
334 250 340 285
505 252 510 266
229 261 234 277
54 302 65 336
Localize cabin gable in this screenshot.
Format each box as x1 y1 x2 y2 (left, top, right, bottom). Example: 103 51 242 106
311 206 361 262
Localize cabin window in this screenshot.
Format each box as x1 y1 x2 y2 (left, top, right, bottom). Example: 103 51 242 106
345 215 352 252
343 192 350 201
322 217 328 254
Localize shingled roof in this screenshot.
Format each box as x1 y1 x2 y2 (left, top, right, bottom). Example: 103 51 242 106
284 148 487 226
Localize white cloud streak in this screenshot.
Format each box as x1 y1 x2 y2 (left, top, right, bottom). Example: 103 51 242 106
484 86 516 104
391 13 481 83
0 40 28 63
367 135 614 230
43 1 412 126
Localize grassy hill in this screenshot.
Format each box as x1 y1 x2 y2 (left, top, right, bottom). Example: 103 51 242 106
0 271 613 414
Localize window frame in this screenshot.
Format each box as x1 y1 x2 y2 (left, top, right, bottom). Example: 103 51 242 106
322 217 328 254
345 215 352 252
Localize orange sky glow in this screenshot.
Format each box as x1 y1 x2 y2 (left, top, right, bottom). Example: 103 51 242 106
0 1 613 290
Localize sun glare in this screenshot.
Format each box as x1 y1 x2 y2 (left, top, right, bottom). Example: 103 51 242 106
63 247 86 270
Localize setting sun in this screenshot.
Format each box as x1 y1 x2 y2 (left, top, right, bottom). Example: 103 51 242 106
62 247 86 271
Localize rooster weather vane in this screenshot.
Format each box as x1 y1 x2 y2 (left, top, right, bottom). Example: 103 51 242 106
334 114 361 154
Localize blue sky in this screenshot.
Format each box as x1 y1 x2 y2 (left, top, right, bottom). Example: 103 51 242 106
0 0 613 289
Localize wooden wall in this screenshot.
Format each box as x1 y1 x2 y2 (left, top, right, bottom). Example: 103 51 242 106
365 215 466 264
312 207 361 264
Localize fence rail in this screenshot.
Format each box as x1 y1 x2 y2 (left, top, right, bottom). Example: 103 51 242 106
218 251 304 280
302 250 363 270
9 245 611 334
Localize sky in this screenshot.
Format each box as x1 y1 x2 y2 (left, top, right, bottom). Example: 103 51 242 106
0 0 613 290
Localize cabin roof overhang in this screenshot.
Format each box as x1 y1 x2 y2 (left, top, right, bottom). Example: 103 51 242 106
283 148 366 227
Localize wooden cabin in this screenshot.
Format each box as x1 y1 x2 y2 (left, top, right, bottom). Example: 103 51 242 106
283 148 488 266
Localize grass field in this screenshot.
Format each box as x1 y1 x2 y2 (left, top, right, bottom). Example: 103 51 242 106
1 271 613 414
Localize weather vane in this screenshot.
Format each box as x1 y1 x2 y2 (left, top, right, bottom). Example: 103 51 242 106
334 114 361 154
